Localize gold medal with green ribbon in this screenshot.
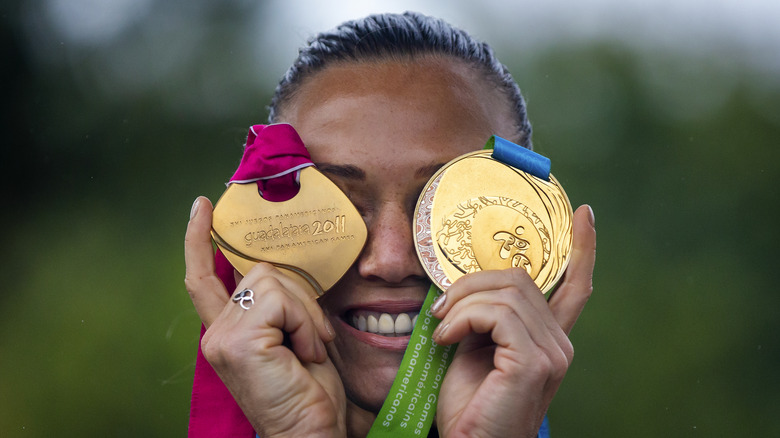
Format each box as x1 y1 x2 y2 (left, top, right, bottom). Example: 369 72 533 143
368 136 573 438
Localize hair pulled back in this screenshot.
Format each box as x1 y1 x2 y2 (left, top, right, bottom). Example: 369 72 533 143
268 11 533 148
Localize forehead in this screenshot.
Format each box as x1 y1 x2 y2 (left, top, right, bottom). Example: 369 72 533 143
278 57 517 166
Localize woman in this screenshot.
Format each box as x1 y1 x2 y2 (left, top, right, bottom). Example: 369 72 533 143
185 11 596 438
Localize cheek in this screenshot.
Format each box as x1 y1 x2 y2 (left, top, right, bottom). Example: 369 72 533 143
316 271 357 316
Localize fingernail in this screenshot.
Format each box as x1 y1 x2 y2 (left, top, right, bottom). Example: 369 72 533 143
323 317 336 340
433 322 449 342
586 205 595 227
430 293 447 314
190 197 201 220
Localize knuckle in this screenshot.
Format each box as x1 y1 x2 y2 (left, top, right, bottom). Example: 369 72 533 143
584 282 594 300
184 273 223 300
552 349 571 379
217 338 244 363
249 262 277 276
253 284 298 316
241 267 292 299
507 267 531 285
252 279 288 304
200 335 224 365
183 275 199 295
496 287 521 304
548 364 567 382
519 346 570 382
572 281 594 308
184 278 206 303
564 343 575 366
493 287 529 312
494 303 516 321
544 342 573 381
255 274 284 290
204 334 248 367
255 291 284 310
524 350 554 377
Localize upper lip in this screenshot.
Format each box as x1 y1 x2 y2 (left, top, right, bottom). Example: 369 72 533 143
321 273 429 314
342 299 424 315
331 281 429 316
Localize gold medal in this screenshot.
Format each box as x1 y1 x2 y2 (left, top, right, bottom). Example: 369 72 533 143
211 166 367 298
414 150 573 293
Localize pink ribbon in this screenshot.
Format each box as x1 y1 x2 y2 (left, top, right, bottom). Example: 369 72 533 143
189 124 313 437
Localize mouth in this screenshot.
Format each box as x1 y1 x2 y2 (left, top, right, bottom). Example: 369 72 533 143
341 302 422 338
345 309 420 337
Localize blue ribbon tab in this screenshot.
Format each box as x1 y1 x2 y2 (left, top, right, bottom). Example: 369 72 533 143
489 136 551 181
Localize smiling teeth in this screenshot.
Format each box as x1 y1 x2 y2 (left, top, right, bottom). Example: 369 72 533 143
395 313 412 333
378 314 394 334
350 311 419 336
367 315 378 332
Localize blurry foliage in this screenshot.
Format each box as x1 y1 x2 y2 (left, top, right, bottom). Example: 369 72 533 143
1 2 779 437
512 43 780 436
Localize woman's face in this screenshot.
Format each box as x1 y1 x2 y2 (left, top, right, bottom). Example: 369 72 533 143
277 56 517 412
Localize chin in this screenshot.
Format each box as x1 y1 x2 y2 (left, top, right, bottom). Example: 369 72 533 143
329 341 406 413
343 366 400 412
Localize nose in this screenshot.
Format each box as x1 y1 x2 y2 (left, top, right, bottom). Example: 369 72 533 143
357 201 427 284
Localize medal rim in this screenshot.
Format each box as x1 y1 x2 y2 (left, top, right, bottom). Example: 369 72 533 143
413 150 573 293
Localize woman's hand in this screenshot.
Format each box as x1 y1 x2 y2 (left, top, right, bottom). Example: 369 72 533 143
432 205 596 438
184 197 347 438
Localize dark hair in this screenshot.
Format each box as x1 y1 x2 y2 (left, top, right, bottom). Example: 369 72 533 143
268 11 533 149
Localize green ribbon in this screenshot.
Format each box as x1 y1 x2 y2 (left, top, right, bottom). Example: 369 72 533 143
367 284 455 437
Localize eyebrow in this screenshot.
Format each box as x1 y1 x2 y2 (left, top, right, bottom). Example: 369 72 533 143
315 163 366 180
415 162 448 179
315 161 449 181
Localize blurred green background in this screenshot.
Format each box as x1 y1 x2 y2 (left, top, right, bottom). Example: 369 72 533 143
2 0 778 436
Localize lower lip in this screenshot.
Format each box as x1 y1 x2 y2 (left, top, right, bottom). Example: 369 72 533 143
339 319 412 350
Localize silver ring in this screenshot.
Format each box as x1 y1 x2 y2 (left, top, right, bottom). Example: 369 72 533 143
232 288 255 310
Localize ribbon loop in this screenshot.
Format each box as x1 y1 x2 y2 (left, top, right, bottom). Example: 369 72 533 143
489 136 551 181
229 123 315 201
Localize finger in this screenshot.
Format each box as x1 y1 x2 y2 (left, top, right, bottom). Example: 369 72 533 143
440 281 560 336
202 292 325 367
241 263 335 343
435 286 571 359
434 300 523 347
184 196 229 328
434 297 572 371
549 204 596 334
230 278 327 363
431 268 544 320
